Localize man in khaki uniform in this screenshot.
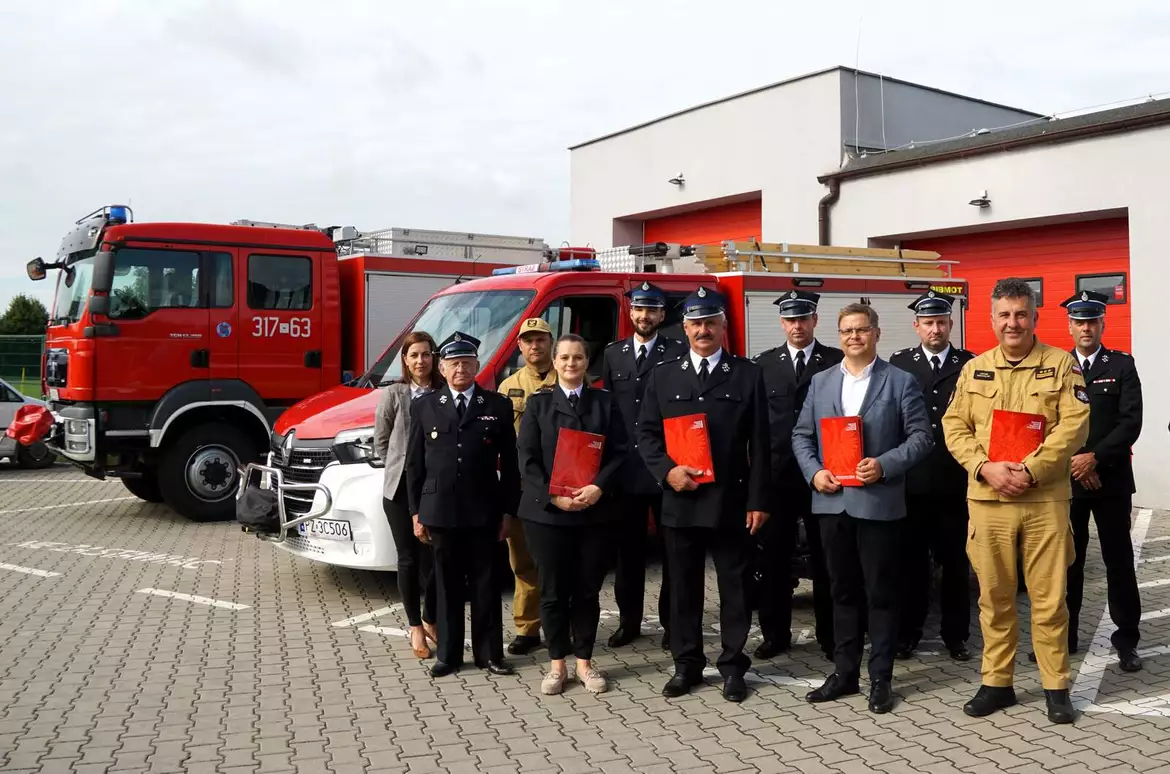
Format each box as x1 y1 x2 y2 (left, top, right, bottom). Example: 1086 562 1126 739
497 317 556 654
942 278 1090 725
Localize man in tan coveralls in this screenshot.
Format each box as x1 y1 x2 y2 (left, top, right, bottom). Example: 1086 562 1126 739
497 317 556 654
942 278 1090 725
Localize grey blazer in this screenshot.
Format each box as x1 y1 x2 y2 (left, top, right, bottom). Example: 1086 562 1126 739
374 382 430 500
792 357 933 521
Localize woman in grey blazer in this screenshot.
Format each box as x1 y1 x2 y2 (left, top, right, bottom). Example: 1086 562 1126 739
375 330 444 659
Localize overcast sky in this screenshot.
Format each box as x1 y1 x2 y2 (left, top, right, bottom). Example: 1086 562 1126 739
2 0 1168 313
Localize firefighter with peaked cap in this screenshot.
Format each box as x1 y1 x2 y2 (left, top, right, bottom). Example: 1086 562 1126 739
407 331 521 678
890 290 976 662
638 285 772 703
752 289 843 661
602 281 687 649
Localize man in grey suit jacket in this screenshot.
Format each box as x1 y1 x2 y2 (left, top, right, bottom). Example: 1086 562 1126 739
792 303 933 714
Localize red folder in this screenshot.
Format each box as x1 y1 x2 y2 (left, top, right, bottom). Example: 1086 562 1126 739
820 415 864 487
664 413 715 485
548 428 605 496
988 409 1046 463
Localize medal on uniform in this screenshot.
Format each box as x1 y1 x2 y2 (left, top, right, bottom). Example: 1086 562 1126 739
430 430 438 439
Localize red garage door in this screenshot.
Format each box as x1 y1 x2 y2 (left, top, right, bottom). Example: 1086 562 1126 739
905 218 1131 354
643 199 762 246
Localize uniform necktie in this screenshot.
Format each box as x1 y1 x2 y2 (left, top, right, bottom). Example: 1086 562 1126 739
931 355 941 375
636 345 647 369
794 350 806 380
568 392 579 411
698 358 709 384
1083 358 1091 372
456 394 466 418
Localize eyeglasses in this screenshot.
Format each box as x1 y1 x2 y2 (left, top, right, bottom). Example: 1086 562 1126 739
838 326 875 337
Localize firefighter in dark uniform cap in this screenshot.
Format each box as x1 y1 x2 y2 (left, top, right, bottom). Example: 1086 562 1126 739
1058 289 1144 672
407 331 521 679
639 285 772 703
890 290 976 662
752 289 843 660
602 281 688 649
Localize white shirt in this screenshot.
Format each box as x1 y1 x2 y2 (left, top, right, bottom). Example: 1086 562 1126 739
840 358 876 416
1078 346 1102 370
448 385 475 406
560 384 583 401
922 344 951 368
410 383 431 400
633 334 658 359
786 340 816 369
690 348 723 374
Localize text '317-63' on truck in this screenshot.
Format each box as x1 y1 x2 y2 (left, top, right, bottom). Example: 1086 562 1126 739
26 204 558 521
241 238 966 573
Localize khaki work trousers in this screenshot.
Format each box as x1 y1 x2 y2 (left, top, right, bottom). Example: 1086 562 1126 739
967 499 1075 690
507 517 542 637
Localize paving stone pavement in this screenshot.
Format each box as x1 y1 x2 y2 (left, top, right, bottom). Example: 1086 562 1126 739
1 464 1169 773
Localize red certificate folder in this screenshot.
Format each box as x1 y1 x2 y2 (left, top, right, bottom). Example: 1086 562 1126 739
664 413 715 484
820 415 864 487
988 409 1046 463
548 428 605 496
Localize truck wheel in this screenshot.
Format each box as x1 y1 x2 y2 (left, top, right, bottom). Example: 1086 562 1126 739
121 469 164 503
159 423 255 522
17 441 56 470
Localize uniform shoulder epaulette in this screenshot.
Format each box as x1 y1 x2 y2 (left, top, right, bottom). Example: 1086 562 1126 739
655 354 684 367
1113 349 1133 358
891 348 908 358
604 339 625 350
533 385 556 394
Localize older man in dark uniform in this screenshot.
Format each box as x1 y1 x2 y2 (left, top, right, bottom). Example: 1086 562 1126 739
639 286 772 702
753 290 843 660
602 281 687 649
407 331 521 678
1060 289 1144 672
890 291 976 662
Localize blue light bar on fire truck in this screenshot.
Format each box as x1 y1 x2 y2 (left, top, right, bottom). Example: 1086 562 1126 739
491 258 600 276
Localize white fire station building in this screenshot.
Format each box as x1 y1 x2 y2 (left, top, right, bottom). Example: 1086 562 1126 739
569 66 1170 508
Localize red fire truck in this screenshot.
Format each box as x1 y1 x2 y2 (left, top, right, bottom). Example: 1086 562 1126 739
27 205 551 521
243 240 967 572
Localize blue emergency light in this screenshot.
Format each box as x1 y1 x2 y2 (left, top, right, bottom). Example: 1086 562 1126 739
491 258 601 276
107 206 129 223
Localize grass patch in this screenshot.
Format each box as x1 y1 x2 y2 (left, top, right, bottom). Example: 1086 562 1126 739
13 379 43 399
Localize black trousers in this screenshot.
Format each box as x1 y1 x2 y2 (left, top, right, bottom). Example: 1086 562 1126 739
820 514 902 682
612 494 670 634
524 519 616 660
384 486 437 628
898 494 970 649
756 488 834 653
429 525 504 667
663 524 752 679
1068 496 1141 651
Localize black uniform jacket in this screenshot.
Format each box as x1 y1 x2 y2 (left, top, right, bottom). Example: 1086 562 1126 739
889 345 975 497
1070 347 1143 499
516 385 630 527
406 385 520 528
601 335 688 495
638 352 772 529
753 341 843 493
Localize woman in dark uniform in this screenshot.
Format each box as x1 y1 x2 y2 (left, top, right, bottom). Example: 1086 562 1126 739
374 331 444 659
517 333 629 695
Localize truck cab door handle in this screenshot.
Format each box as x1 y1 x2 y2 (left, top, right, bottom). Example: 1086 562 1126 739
191 349 210 368
304 350 322 368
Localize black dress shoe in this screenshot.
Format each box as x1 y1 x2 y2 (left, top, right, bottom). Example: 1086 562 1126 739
507 635 543 655
1118 647 1143 673
753 639 791 660
963 685 1017 717
806 673 860 703
948 644 972 662
607 625 640 648
722 675 748 703
1045 689 1076 724
430 662 459 678
476 659 515 676
868 680 895 714
894 646 915 660
661 672 703 698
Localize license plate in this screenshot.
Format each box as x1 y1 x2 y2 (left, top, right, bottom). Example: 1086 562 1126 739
297 518 352 541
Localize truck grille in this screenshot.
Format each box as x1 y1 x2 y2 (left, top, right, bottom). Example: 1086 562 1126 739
270 436 333 516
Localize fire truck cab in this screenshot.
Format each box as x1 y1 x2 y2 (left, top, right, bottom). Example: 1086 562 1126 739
246 240 966 571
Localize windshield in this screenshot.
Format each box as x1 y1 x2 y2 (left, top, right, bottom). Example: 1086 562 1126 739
50 257 95 325
363 289 535 386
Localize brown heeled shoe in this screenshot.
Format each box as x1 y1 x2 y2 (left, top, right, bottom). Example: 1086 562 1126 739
410 628 432 659
423 624 438 646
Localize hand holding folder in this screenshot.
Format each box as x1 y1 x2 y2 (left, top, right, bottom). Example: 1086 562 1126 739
820 415 864 487
548 428 605 497
664 413 715 488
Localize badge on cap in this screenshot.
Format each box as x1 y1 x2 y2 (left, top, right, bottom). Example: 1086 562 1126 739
789 290 798 299
454 332 462 342
927 290 936 298
641 281 650 291
1081 291 1089 301
698 287 707 298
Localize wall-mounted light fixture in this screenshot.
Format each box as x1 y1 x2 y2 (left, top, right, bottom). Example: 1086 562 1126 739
668 174 685 187
969 190 991 208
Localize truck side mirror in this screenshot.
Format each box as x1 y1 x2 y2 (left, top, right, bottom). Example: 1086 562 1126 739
91 251 114 293
89 294 110 317
26 258 46 281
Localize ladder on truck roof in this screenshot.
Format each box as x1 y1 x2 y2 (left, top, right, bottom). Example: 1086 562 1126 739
593 241 957 282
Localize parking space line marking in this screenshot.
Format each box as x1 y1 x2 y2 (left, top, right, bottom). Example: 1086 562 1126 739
332 605 403 627
0 497 137 515
1072 507 1153 713
1139 578 1170 589
1141 608 1170 622
0 562 61 578
136 588 250 611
